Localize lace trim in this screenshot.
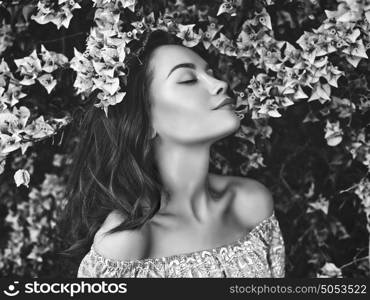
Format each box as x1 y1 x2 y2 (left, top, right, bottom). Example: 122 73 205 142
88 211 277 267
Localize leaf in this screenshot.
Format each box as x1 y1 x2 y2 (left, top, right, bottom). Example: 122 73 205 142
302 111 320 123
22 5 36 21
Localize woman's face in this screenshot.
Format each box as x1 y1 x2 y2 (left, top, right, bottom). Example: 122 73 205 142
148 44 240 144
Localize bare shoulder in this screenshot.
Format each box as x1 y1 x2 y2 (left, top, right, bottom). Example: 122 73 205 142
93 210 148 261
224 175 274 230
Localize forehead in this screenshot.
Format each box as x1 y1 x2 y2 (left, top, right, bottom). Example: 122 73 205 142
149 45 206 77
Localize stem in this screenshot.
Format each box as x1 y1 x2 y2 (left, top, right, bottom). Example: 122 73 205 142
338 183 359 194
339 255 369 269
37 32 88 44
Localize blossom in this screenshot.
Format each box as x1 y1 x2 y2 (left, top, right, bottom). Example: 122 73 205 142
31 0 82 29
307 195 329 215
0 21 14 56
253 8 272 31
1 83 27 107
342 39 368 67
324 120 343 147
70 48 94 75
217 0 239 17
176 24 201 48
198 21 223 50
0 133 22 154
308 83 332 104
211 32 237 56
14 50 42 86
23 116 55 140
317 262 343 278
94 8 120 31
92 76 120 96
37 74 57 94
40 45 69 73
118 0 136 12
14 169 31 188
94 91 126 117
256 99 282 118
12 106 31 129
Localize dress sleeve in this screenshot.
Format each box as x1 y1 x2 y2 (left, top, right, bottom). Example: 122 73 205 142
267 216 286 278
76 247 133 278
77 252 97 278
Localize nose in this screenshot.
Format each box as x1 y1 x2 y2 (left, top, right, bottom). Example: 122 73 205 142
211 78 228 96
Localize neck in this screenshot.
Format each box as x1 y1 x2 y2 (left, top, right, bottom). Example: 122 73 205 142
153 138 214 223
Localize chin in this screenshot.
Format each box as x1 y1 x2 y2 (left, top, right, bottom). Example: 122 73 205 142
215 118 241 140
228 112 241 131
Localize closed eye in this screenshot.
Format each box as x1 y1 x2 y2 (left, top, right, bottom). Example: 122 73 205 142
180 79 197 84
179 69 215 84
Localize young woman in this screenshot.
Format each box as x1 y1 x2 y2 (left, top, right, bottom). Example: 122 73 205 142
61 29 285 278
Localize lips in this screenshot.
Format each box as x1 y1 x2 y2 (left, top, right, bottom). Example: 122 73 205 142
213 97 236 110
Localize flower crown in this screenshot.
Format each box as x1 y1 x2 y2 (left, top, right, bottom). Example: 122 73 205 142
69 0 235 117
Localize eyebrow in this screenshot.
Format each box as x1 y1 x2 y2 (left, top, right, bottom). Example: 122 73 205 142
167 62 210 78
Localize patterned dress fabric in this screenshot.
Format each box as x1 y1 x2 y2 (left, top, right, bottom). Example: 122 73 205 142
77 211 285 278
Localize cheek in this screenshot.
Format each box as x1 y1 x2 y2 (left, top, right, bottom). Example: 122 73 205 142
152 95 211 135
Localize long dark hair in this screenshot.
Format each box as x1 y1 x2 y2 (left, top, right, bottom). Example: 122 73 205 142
59 29 183 258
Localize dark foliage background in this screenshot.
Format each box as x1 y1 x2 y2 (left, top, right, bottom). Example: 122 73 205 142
0 0 369 278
